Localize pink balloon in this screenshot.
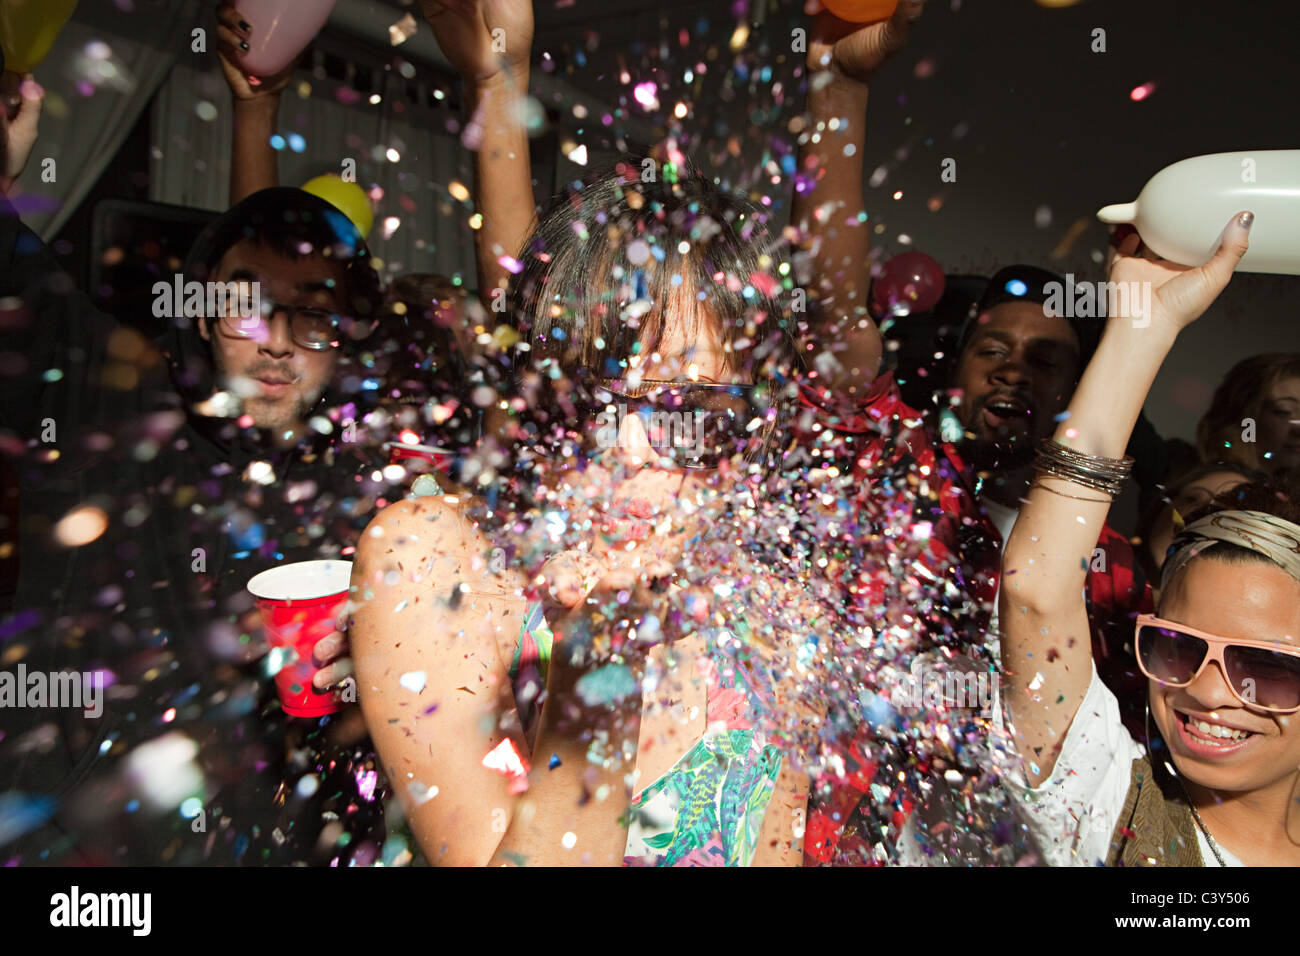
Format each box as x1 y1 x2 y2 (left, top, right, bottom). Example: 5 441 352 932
870 250 946 318
238 0 338 77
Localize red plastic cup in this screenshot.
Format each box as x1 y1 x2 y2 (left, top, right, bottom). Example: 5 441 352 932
385 441 455 474
247 559 352 718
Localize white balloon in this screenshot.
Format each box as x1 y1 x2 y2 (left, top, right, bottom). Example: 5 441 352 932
1098 150 1300 275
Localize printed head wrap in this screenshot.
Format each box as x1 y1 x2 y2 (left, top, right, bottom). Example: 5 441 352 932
1161 509 1300 592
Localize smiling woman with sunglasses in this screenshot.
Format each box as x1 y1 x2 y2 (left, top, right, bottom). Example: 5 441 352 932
1136 607 1300 717
1000 213 1300 866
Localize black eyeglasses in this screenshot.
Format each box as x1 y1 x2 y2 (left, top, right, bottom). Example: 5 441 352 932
569 377 779 470
217 304 343 352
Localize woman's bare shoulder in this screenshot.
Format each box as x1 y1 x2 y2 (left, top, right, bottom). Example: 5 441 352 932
357 493 480 561
356 492 526 599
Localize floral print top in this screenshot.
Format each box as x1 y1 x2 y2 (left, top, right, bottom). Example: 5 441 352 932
510 601 784 866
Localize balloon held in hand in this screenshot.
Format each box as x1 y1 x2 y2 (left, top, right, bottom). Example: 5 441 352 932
1097 150 1300 275
236 0 339 77
822 0 899 24
870 250 946 318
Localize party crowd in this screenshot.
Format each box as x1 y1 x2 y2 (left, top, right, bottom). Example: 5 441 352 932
1 0 1298 869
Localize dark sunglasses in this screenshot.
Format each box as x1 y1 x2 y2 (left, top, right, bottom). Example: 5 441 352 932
570 377 779 470
1135 614 1300 713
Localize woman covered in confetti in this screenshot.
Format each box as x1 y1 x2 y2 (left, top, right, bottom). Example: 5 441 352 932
1000 214 1300 866
352 157 823 865
347 0 939 865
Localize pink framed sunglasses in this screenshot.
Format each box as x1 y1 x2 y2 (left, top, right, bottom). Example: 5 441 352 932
1135 614 1300 714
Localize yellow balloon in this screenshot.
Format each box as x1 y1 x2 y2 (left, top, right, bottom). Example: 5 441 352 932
301 175 374 241
0 0 79 75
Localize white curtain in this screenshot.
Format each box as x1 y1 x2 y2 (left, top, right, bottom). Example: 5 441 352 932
150 48 476 285
9 0 202 239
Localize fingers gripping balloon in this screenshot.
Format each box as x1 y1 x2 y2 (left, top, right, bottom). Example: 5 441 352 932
1097 150 1300 275
236 0 339 77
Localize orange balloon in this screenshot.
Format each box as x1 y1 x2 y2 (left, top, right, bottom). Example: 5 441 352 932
822 0 898 24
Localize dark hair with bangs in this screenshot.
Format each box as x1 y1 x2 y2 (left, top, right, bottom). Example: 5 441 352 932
508 159 798 391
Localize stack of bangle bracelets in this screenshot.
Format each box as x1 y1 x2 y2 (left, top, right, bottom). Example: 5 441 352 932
1032 438 1134 498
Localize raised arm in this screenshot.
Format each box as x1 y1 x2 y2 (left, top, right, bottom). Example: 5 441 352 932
216 3 294 203
421 0 536 308
791 2 923 400
999 215 1252 786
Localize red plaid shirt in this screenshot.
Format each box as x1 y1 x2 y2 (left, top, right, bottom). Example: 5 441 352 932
796 372 1151 865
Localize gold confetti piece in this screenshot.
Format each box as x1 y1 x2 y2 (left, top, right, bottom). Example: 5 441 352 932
389 12 418 46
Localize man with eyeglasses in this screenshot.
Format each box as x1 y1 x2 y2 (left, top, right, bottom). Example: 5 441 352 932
0 81 404 867
184 193 381 442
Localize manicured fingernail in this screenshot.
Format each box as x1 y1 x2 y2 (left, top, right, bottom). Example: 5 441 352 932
238 19 250 30
239 40 249 51
1238 211 1254 231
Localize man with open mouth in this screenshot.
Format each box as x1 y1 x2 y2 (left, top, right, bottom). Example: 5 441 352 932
942 265 1153 707
803 264 1157 865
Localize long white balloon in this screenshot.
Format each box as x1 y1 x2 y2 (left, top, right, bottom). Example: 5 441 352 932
1097 150 1300 275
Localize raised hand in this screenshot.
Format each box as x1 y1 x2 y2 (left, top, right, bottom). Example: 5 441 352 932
806 0 924 83
216 3 295 101
792 1 924 399
1107 212 1253 335
420 0 534 84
